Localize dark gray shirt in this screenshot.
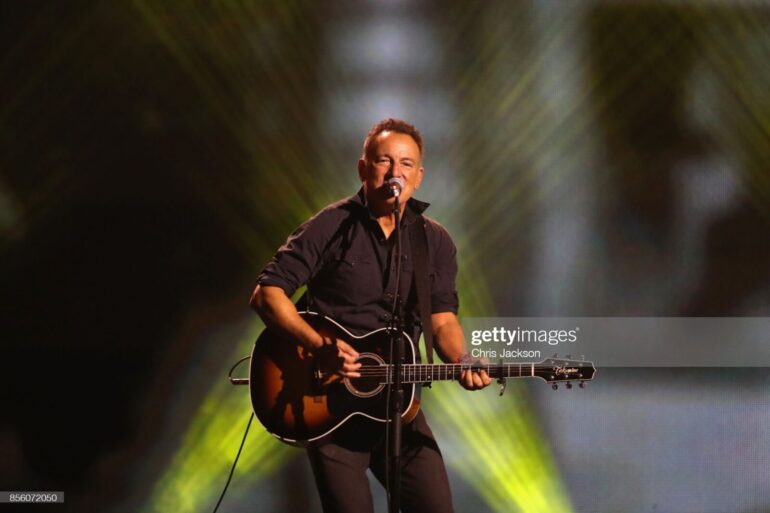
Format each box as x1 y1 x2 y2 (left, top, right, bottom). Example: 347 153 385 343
257 188 459 339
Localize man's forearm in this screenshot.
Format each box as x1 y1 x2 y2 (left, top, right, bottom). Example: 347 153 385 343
433 311 491 390
250 285 324 351
431 312 468 363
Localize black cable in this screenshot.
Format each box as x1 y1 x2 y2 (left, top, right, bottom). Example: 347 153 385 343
211 412 254 513
228 355 251 384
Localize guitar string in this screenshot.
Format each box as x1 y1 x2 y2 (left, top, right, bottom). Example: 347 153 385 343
326 364 587 380
351 365 576 373
352 364 567 371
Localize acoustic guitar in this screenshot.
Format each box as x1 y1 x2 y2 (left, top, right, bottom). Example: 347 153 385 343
249 312 596 445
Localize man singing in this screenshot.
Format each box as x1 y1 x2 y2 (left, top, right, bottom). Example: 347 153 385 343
250 118 490 513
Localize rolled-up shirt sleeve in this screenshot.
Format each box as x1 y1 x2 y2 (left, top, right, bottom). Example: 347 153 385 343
428 222 459 314
257 211 333 297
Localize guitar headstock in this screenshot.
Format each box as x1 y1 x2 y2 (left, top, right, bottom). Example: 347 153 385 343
534 355 596 390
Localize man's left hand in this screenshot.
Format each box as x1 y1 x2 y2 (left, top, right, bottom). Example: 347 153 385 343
459 368 492 391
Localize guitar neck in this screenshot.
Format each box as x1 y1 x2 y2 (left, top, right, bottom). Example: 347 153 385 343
360 360 593 384
396 363 537 384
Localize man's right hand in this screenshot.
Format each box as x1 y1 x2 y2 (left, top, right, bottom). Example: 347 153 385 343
250 285 362 378
315 338 362 378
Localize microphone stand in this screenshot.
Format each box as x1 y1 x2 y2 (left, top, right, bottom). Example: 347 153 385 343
387 191 405 513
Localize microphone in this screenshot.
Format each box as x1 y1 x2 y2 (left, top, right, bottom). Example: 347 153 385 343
387 177 405 197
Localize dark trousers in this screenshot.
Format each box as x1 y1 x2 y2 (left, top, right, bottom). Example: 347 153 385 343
306 411 454 513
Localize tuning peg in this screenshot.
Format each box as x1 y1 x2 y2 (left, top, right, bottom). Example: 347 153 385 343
552 383 558 390
579 381 586 389
565 382 572 390
566 354 572 359
497 377 507 396
580 355 585 361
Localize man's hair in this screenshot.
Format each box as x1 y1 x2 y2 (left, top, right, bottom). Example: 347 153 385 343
362 118 423 160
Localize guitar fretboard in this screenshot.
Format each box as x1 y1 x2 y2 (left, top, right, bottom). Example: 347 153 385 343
353 362 591 384
399 363 529 383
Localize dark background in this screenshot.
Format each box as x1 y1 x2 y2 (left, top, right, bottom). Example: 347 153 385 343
2 1 770 512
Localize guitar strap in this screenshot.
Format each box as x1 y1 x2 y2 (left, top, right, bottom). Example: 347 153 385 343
409 216 434 364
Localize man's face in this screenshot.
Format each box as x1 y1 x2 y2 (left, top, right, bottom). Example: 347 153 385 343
358 131 424 215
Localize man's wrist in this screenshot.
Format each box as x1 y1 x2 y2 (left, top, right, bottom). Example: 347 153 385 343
308 332 336 352
454 352 473 364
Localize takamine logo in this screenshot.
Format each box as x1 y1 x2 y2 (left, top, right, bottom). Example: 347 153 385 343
554 366 579 375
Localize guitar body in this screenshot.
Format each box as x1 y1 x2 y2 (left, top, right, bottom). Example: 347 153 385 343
249 312 420 445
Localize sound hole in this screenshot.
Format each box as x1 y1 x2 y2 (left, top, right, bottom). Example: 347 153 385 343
345 353 386 398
